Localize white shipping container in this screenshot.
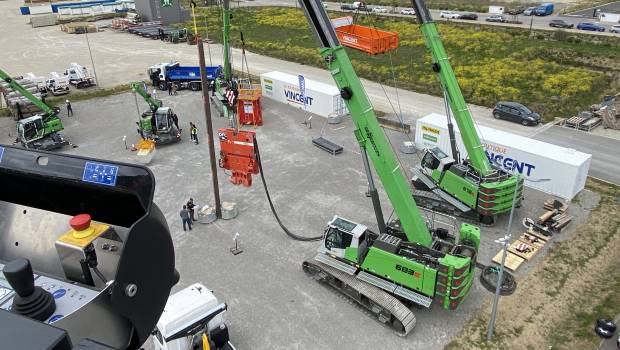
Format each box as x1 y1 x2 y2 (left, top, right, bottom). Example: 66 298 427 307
260 71 348 118
599 12 620 23
414 113 591 199
488 5 504 14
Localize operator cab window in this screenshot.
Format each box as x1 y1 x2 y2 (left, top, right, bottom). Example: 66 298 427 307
325 227 353 250
422 149 442 170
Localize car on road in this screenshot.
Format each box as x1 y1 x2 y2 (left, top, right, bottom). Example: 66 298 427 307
577 22 606 32
440 11 460 19
506 6 525 15
611 25 620 33
549 19 574 29
523 7 537 16
459 13 478 20
372 6 388 13
492 101 541 126
486 15 507 23
340 4 355 10
401 8 415 15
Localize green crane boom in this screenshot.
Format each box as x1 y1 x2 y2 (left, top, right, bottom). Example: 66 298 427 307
409 1 492 175
131 82 162 111
222 0 232 82
298 1 432 246
0 68 56 120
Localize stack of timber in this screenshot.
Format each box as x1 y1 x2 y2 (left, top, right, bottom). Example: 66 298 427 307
596 93 620 130
61 22 97 34
491 198 572 272
539 199 573 233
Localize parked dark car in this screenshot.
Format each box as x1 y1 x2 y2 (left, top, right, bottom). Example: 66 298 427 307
486 15 506 23
492 102 541 126
549 20 574 29
577 22 606 32
340 4 356 10
459 13 478 20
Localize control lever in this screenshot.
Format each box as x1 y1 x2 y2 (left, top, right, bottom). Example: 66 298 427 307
2 258 56 321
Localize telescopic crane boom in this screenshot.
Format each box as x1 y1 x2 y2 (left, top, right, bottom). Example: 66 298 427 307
0 68 68 150
406 0 522 224
298 0 482 336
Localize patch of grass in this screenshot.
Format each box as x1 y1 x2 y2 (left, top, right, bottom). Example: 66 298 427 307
46 84 132 108
563 0 619 14
191 6 619 122
0 108 11 118
448 178 620 350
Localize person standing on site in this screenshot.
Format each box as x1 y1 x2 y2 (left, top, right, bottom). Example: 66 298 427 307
187 198 197 222
190 122 199 144
180 205 192 231
172 83 178 95
66 100 73 117
168 82 173 96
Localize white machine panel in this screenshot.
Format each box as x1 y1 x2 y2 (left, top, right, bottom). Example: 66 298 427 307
0 262 100 325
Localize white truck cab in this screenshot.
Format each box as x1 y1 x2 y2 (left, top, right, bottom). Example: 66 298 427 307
152 283 235 350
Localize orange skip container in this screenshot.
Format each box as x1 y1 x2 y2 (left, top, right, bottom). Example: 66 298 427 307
335 24 399 55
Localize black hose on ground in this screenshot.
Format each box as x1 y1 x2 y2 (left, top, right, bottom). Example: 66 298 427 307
253 137 323 242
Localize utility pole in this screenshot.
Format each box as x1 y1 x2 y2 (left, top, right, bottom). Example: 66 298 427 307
84 31 99 86
198 38 222 219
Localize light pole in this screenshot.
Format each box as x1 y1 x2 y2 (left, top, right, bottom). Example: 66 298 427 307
486 175 550 341
84 30 99 86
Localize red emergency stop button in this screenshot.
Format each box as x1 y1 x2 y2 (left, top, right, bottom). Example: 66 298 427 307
70 214 91 231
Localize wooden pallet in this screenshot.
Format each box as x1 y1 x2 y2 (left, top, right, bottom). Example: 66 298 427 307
508 239 542 261
492 251 526 271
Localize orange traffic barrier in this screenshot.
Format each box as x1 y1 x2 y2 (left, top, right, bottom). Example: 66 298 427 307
335 24 398 55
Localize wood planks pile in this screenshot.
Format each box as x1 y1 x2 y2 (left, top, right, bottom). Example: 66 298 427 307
539 199 573 233
492 198 572 272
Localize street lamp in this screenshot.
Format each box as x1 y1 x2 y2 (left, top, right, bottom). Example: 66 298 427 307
486 174 550 341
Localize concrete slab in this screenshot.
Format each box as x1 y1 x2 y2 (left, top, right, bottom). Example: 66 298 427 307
0 91 593 349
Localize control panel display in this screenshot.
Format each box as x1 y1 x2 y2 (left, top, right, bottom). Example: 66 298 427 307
82 162 119 186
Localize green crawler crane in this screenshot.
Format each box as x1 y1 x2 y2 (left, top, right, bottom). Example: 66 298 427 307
130 82 181 144
408 0 523 225
298 0 484 336
0 68 68 150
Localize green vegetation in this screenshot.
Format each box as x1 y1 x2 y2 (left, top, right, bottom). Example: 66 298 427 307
192 6 618 121
446 178 620 350
0 108 12 118
46 84 132 108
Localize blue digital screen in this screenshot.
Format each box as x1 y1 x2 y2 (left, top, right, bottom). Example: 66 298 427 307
0 146 4 164
82 162 119 186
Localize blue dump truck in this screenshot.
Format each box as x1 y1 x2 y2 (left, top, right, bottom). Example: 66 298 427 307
148 62 222 91
535 3 554 16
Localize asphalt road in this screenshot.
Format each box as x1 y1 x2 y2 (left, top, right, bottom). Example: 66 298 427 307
241 0 620 35
570 1 620 17
533 126 620 185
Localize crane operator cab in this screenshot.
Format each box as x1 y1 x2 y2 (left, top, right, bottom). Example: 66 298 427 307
138 107 181 145
0 145 179 349
15 115 68 151
419 147 456 181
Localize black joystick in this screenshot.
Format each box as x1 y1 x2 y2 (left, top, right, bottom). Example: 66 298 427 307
2 258 56 321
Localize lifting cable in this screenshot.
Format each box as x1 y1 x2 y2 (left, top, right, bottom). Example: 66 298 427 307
253 137 323 242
